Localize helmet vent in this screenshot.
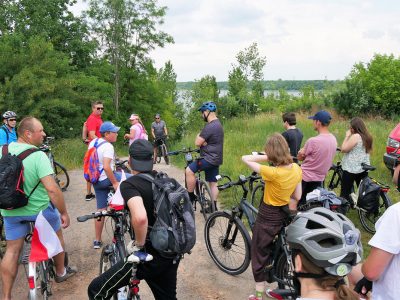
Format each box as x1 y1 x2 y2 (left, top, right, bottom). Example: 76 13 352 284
306 220 325 230
314 211 334 221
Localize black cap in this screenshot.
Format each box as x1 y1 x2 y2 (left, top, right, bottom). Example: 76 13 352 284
129 140 154 172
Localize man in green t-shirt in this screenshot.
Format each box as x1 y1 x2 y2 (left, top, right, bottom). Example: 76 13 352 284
0 117 77 299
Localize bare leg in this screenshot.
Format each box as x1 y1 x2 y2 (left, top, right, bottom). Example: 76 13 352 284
86 182 92 195
185 167 196 193
53 229 66 275
153 146 157 163
1 238 24 300
94 208 106 242
209 181 219 202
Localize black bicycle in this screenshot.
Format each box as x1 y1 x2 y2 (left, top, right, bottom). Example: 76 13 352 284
204 174 294 290
77 208 133 300
115 158 132 174
168 148 216 220
154 137 169 165
327 154 392 233
39 137 70 192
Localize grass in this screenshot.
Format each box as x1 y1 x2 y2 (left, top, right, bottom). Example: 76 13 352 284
170 111 399 256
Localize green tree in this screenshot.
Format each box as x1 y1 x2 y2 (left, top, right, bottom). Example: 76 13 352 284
86 0 174 115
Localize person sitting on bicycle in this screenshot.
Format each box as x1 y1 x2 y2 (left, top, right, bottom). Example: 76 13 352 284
340 117 372 206
0 111 18 145
151 113 168 163
297 110 337 205
242 133 302 300
1 117 77 300
186 101 224 210
88 139 180 300
348 164 400 300
286 207 362 300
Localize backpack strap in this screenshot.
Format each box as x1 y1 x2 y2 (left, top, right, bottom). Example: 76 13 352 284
17 147 41 198
92 139 108 175
135 173 155 183
1 126 9 143
2 144 8 156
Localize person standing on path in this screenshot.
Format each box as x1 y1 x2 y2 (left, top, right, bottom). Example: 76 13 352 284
151 113 168 163
185 101 224 209
124 114 148 146
297 110 337 205
84 101 104 201
281 112 303 163
0 117 77 300
0 111 18 145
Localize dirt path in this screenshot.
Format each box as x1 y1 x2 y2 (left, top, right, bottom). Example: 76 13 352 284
1 162 275 299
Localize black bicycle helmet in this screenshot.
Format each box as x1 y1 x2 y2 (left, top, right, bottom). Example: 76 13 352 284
198 101 217 112
2 111 17 119
286 207 362 276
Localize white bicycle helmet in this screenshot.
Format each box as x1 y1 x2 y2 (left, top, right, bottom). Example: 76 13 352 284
2 111 17 119
286 207 362 276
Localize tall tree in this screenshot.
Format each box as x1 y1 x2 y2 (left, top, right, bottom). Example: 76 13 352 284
86 0 174 115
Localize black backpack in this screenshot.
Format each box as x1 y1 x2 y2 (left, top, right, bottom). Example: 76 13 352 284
0 145 40 210
357 177 381 213
137 172 196 261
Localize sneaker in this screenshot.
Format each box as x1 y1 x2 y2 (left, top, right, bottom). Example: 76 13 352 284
55 265 77 283
93 240 102 249
248 295 261 300
85 193 95 201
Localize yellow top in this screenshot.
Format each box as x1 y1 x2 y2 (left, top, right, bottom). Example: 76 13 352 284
260 163 302 206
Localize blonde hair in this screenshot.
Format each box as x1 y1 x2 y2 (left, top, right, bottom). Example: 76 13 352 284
264 133 293 166
298 253 359 300
131 114 148 134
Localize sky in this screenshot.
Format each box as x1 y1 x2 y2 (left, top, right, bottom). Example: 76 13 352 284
71 0 400 82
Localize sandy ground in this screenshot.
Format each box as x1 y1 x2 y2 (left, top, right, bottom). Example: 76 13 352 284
0 161 279 300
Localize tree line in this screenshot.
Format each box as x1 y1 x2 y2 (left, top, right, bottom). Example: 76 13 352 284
0 0 183 139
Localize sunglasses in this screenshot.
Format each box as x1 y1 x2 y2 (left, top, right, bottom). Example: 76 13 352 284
155 117 160 119
96 107 104 111
8 119 17 121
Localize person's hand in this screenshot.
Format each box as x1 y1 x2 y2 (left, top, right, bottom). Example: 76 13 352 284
354 277 372 299
112 182 119 191
60 212 70 229
345 129 352 138
297 148 305 161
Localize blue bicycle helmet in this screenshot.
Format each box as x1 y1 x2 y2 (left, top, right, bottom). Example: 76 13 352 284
198 101 217 112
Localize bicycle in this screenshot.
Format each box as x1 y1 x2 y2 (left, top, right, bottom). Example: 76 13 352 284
39 137 70 192
204 174 294 290
115 158 132 174
327 152 392 234
77 208 133 300
168 148 216 220
154 137 169 165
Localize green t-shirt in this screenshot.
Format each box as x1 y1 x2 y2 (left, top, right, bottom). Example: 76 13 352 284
0 142 54 217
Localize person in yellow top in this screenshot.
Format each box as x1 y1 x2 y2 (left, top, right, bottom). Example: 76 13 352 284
242 133 302 300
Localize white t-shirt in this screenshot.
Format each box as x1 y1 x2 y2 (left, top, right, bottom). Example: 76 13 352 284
88 138 115 182
369 202 400 300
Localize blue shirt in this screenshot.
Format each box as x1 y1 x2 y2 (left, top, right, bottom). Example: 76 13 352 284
0 125 17 145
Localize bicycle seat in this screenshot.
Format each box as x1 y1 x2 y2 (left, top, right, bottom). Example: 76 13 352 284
361 163 376 171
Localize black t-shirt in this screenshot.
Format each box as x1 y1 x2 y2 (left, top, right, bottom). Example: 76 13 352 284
282 128 303 159
120 172 156 227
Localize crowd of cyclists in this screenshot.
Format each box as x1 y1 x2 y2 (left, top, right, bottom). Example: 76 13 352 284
0 101 399 300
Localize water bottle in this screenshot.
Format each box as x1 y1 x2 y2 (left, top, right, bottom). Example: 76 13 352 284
117 287 128 300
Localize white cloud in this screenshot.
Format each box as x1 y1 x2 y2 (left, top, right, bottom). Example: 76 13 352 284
72 0 400 81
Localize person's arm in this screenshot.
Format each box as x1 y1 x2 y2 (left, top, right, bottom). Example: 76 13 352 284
341 131 359 153
87 130 96 140
124 127 136 140
361 247 394 281
103 157 119 190
393 164 400 185
151 127 155 139
289 182 302 211
195 133 206 147
41 175 70 229
164 124 168 136
241 154 268 174
127 196 148 247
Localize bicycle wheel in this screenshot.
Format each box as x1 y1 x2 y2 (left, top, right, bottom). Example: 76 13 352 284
204 211 251 275
275 252 294 290
250 183 264 219
161 143 169 165
53 161 70 191
99 245 119 300
199 180 215 220
156 145 162 163
358 191 392 234
27 261 52 300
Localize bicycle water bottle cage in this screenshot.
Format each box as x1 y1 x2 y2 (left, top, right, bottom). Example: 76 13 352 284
185 153 193 163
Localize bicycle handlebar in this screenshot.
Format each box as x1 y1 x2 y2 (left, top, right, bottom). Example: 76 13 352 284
218 174 260 191
168 148 200 156
77 209 125 222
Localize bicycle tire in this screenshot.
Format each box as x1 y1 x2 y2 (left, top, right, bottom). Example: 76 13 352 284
27 261 51 300
199 180 215 220
0 215 5 259
99 245 119 300
161 143 169 165
275 252 294 290
156 145 162 163
250 183 264 219
53 161 70 192
358 191 392 234
204 211 251 275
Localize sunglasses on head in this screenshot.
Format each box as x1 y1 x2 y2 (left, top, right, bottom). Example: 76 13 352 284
8 118 16 121
96 107 104 111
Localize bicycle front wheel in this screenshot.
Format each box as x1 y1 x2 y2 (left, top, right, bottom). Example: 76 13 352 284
358 191 392 234
204 211 251 275
199 180 215 220
53 161 70 191
161 143 169 165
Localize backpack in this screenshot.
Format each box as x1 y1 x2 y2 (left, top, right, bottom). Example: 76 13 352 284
357 177 381 213
137 172 196 261
138 124 148 141
83 139 108 183
0 145 40 210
